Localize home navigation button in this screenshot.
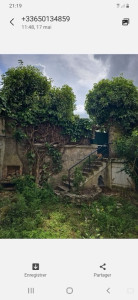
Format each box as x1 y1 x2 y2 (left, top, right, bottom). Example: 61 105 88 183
66 287 73 294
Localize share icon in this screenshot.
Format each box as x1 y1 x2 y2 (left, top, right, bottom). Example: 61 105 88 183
100 263 106 270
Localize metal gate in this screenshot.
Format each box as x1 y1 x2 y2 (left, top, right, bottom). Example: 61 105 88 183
93 132 109 157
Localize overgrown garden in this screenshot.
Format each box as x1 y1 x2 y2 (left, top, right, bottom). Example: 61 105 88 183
0 62 138 238
0 176 137 238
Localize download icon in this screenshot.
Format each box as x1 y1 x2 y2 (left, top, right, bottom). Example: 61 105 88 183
32 263 39 270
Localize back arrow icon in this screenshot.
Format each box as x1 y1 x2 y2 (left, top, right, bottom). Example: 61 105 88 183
107 288 110 294
10 18 14 26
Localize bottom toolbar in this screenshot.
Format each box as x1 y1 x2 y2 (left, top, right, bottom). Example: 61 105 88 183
0 239 137 300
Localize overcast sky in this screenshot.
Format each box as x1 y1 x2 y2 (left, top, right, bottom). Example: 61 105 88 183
0 54 138 117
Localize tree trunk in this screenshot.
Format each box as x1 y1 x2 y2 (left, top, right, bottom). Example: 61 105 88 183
108 125 122 158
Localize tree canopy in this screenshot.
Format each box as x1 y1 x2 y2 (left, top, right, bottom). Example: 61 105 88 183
0 63 76 125
85 76 138 133
0 64 51 124
45 84 76 124
0 62 94 145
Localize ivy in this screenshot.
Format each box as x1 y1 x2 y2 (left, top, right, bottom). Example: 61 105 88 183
13 128 27 142
60 118 93 142
45 143 62 173
26 151 36 167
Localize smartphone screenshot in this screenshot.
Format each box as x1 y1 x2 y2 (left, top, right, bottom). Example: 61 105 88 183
0 1 137 299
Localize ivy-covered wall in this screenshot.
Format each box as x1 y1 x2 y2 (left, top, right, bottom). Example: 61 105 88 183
0 118 94 181
0 118 134 190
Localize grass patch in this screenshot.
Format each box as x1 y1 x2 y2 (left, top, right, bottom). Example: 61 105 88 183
0 176 137 238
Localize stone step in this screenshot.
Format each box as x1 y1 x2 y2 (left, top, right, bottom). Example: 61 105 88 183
84 160 102 166
82 168 91 173
83 165 99 171
54 190 61 196
82 171 92 177
57 159 106 195
56 184 69 192
55 185 102 203
91 165 100 170
92 161 103 166
84 162 103 168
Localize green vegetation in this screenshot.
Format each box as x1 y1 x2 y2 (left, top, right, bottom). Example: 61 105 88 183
0 176 137 238
0 64 51 124
0 62 94 185
45 143 62 173
85 76 138 186
47 85 76 123
0 65 137 239
85 76 138 133
73 167 85 191
60 117 93 142
0 62 74 126
0 62 93 143
115 129 138 189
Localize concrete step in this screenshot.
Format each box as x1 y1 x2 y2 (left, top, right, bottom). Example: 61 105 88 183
82 167 91 172
56 184 69 192
83 165 99 172
91 165 99 170
82 171 92 177
91 161 103 166
86 160 102 166
54 185 102 203
84 162 103 169
54 190 61 196
94 160 103 164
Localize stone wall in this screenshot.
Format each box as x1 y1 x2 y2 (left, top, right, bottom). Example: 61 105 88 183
49 146 134 190
2 137 23 179
0 118 24 180
48 144 98 186
0 118 134 190
84 160 110 189
110 159 134 189
61 145 97 170
84 159 133 190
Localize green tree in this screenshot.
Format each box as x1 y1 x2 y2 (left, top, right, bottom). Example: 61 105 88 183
0 63 78 183
115 129 138 190
0 63 51 124
46 85 76 123
0 64 77 126
85 76 138 133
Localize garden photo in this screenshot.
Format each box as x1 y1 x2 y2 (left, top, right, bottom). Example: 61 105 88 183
0 54 138 238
